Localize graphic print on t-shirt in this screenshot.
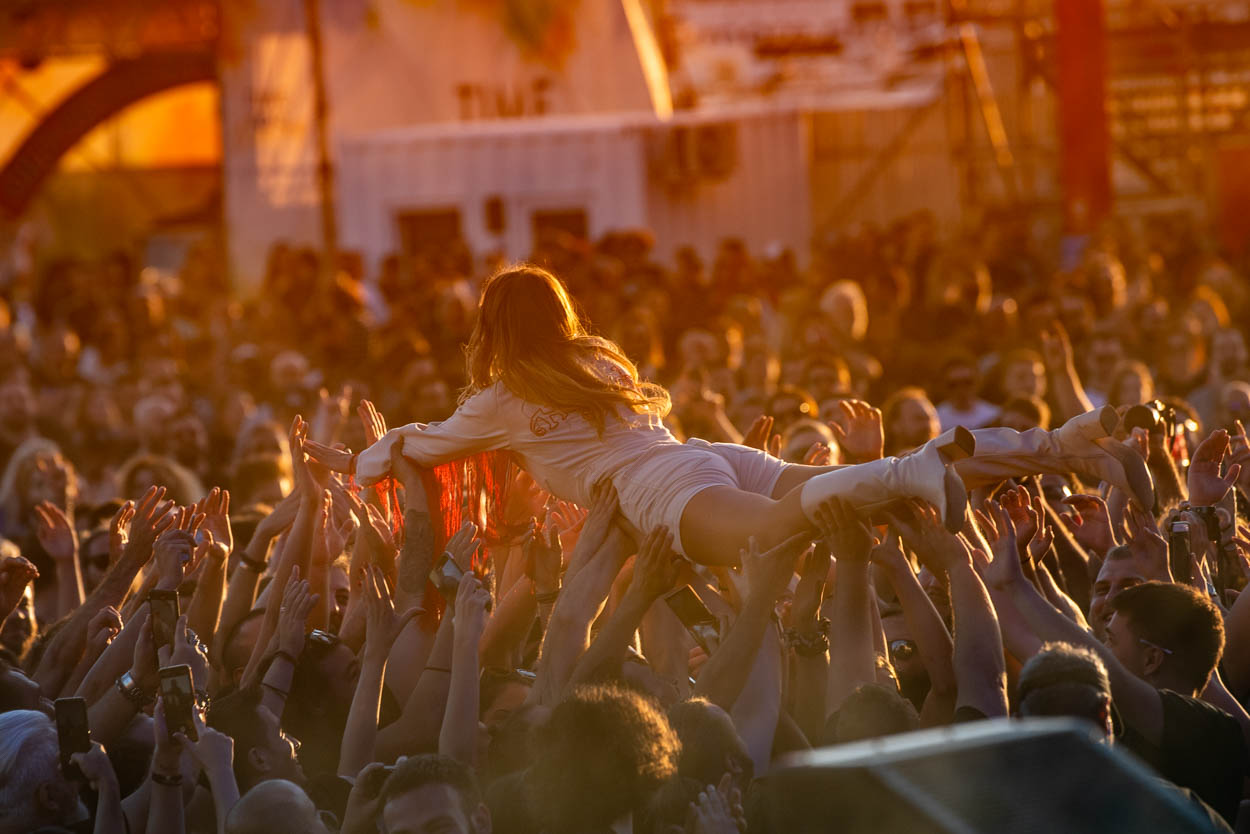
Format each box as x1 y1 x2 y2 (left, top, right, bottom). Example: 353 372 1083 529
530 409 573 437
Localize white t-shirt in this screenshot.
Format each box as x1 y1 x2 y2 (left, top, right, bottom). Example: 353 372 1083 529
355 381 681 507
936 399 999 432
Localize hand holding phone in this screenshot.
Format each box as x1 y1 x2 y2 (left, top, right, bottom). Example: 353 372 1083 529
148 589 180 654
54 697 90 780
159 665 198 742
664 585 720 654
430 551 466 597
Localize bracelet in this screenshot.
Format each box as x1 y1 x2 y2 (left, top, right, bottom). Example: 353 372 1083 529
238 553 268 573
785 620 831 658
151 770 183 787
261 681 290 699
271 649 298 668
116 671 154 707
349 453 358 476
424 666 451 674
535 588 560 604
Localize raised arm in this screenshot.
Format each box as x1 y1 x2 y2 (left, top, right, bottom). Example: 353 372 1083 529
305 387 510 484
340 566 420 778
819 499 878 715
440 571 492 766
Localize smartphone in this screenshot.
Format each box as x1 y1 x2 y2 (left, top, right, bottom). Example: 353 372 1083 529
54 697 90 780
1169 521 1192 585
429 552 465 597
663 585 720 654
149 589 180 654
159 664 198 742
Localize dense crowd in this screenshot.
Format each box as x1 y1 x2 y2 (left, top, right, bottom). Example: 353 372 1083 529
2 211 1250 833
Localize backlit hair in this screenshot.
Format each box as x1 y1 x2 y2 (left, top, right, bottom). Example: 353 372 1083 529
464 265 670 433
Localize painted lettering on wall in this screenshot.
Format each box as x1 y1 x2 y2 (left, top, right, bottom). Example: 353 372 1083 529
455 78 553 120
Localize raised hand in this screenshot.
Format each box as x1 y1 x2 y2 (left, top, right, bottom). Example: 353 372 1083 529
311 385 352 444
290 415 334 495
1188 429 1242 506
803 441 834 466
578 479 619 556
812 497 872 563
33 501 77 564
452 570 492 645
161 614 210 692
1058 493 1117 555
980 501 1026 590
153 528 196 589
0 553 38 620
889 500 969 574
444 520 481 572
196 488 233 556
276 566 319 657
549 499 588 552
523 518 562 595
628 527 680 602
828 399 884 463
358 399 388 447
122 486 177 566
689 783 741 834
792 542 832 625
87 606 122 653
998 486 1038 549
1125 506 1170 579
742 414 775 452
362 565 421 661
109 500 135 565
740 531 811 598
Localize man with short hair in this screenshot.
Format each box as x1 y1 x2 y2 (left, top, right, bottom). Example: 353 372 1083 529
225 779 332 834
379 754 491 834
999 571 1248 824
1015 642 1113 738
1088 544 1169 640
207 687 304 792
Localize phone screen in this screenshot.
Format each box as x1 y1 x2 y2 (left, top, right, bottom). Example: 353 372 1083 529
159 665 198 741
54 697 90 778
664 585 720 653
1169 522 1192 585
429 552 465 596
149 590 180 653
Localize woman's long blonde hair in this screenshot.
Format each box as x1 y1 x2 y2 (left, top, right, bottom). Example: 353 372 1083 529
463 265 670 432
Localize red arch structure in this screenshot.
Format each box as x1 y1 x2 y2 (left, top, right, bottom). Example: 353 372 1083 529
0 49 217 218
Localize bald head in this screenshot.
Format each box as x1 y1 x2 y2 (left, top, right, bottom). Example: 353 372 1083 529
225 780 328 834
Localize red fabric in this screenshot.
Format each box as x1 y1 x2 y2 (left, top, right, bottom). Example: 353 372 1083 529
414 450 516 628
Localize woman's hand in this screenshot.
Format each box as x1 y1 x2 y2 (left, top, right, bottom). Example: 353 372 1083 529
276 567 319 658
362 565 421 662
195 487 233 556
828 399 884 464
121 486 177 566
304 439 356 474
0 554 37 621
33 500 77 565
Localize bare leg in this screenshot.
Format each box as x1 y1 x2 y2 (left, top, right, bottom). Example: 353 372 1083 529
679 485 811 567
771 462 844 498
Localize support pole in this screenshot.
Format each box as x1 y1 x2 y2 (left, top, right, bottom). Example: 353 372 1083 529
304 0 338 265
1054 0 1111 233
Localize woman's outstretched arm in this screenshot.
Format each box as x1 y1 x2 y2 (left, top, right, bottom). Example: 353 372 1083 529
306 387 510 483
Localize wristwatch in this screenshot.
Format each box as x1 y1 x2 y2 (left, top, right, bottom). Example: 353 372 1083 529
116 671 154 707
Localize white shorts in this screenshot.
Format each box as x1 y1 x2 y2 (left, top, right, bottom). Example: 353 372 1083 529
611 439 787 555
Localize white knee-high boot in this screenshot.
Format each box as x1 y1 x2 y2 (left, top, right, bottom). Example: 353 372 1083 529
799 427 976 531
954 406 1154 508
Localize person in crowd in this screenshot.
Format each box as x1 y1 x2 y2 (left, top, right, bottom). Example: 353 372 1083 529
2 211 1249 834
